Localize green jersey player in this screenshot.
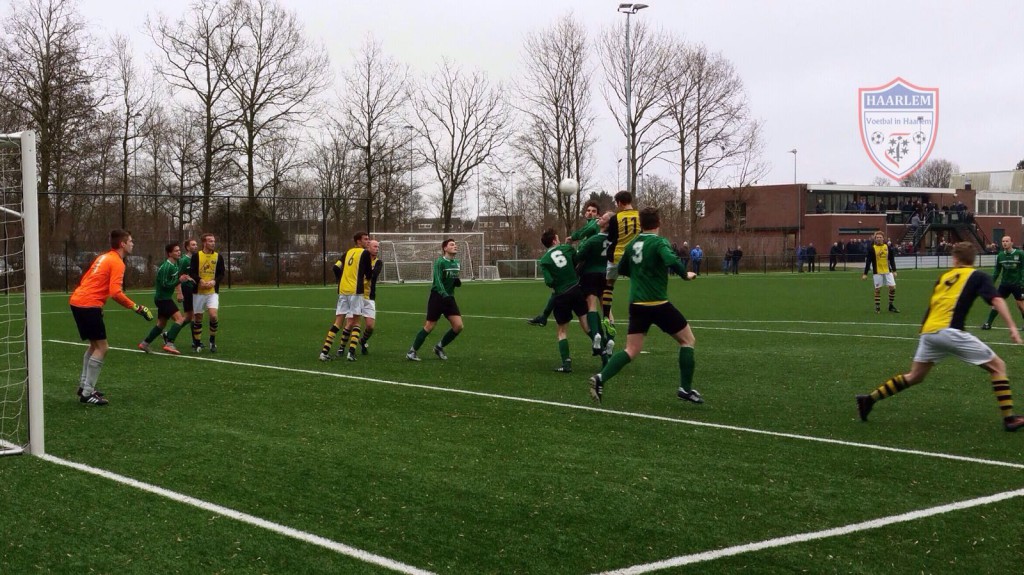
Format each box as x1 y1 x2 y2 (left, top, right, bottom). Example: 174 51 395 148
527 200 601 327
137 242 192 355
575 212 615 360
538 229 597 373
982 235 1024 330
588 207 702 405
407 238 463 361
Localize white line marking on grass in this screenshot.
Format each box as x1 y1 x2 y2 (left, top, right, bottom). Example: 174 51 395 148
36 452 436 575
593 486 1024 575
46 339 1024 470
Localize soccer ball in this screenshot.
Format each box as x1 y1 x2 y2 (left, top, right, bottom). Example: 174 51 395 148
558 177 579 197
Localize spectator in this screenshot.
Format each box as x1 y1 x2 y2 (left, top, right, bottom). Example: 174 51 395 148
815 200 826 214
806 242 818 272
723 248 732 273
677 241 690 273
829 241 842 271
797 245 806 272
730 246 743 274
690 244 703 276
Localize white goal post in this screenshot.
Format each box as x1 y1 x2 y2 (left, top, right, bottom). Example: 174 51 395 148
0 131 44 457
373 232 488 283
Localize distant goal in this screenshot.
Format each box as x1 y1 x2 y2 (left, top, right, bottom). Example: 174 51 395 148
0 131 44 457
374 232 485 283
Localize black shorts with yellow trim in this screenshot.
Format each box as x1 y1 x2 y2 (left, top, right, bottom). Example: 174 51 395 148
627 301 687 335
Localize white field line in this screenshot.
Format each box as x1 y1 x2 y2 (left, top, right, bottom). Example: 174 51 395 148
36 452 436 575
593 486 1024 575
45 339 1024 470
233 304 1024 347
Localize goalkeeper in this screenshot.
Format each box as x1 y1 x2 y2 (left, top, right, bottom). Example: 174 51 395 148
69 229 154 406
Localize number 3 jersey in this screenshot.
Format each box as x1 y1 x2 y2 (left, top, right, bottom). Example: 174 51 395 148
617 233 683 305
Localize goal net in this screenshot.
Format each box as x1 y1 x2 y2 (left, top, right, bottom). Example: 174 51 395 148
0 131 44 457
374 232 485 283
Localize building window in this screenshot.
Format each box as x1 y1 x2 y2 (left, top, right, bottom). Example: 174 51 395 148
418 223 433 230
499 221 510 228
725 201 746 231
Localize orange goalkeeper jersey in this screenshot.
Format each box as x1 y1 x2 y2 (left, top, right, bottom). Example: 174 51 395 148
69 250 136 309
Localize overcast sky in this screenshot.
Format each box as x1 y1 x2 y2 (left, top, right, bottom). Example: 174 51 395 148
74 0 1024 193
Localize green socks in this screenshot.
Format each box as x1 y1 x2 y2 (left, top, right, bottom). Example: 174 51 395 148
599 350 631 383
679 346 695 392
440 329 459 347
412 328 429 351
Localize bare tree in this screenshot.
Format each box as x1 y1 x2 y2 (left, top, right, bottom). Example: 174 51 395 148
341 36 411 234
413 59 510 233
110 33 152 229
900 158 959 188
598 18 674 197
148 0 243 226
664 43 758 241
515 14 596 233
308 123 360 242
227 0 330 201
161 108 204 239
871 176 892 187
0 0 107 237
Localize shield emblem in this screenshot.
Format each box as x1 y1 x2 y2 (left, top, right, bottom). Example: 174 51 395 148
858 77 939 181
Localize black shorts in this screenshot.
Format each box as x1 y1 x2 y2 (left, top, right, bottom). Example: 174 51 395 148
579 272 605 299
628 302 688 336
552 286 589 325
156 299 179 320
181 283 194 313
999 284 1024 301
426 290 461 322
71 306 106 341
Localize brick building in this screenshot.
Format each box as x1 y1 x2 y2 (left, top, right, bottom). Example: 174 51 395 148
694 183 1022 257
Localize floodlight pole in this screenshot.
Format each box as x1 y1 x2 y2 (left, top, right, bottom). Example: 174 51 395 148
789 148 799 252
619 2 649 194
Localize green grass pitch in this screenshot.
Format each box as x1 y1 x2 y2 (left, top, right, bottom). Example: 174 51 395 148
3 269 1023 574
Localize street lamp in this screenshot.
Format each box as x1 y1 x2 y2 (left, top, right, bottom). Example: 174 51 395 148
618 2 649 196
789 148 800 255
404 124 414 192
617 158 623 191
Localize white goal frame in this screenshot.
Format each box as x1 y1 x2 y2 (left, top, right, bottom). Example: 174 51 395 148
0 131 44 456
373 232 485 283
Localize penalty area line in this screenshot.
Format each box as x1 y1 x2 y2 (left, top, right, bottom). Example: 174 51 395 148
593 486 1024 575
36 452 436 575
46 339 1024 470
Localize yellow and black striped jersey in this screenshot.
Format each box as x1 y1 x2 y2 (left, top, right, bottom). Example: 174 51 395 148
335 247 372 295
607 208 640 263
864 243 895 275
920 267 998 334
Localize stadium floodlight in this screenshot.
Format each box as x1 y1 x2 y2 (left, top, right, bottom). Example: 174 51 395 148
618 2 649 194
